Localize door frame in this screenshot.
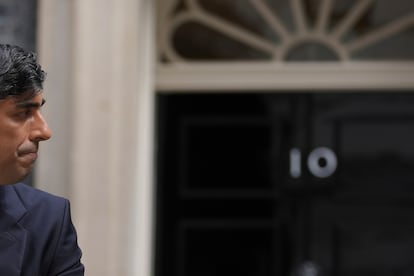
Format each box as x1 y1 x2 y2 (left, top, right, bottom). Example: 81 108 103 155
156 62 414 92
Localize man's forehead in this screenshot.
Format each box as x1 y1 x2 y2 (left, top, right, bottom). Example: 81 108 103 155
7 93 45 110
13 91 44 104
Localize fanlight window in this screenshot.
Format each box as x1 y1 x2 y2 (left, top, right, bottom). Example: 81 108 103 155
159 0 414 62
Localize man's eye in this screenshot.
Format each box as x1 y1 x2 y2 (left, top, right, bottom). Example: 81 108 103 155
16 109 33 119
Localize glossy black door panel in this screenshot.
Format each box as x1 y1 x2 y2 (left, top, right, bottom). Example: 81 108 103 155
311 203 414 276
155 92 414 276
312 94 414 199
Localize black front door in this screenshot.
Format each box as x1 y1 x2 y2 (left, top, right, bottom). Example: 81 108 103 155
155 92 414 276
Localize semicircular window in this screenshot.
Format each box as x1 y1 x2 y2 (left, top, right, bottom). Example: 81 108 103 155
159 0 414 62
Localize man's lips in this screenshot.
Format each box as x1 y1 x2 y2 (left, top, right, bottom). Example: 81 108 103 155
19 151 37 157
17 143 38 156
17 147 39 164
17 151 38 167
18 149 38 156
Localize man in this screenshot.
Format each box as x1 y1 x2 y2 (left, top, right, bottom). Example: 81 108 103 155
0 44 84 275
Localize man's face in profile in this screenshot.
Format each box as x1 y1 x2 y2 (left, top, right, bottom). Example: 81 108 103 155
0 92 52 185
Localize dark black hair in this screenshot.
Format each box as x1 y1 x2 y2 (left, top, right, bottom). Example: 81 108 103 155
0 44 46 99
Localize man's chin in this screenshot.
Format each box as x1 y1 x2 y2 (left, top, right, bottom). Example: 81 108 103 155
0 171 32 185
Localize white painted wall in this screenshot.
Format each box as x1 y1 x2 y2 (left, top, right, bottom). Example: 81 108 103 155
37 0 156 275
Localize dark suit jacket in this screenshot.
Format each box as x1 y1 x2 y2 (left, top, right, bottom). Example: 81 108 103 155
0 183 84 275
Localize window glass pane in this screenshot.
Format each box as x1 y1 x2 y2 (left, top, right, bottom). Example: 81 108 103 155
162 0 414 61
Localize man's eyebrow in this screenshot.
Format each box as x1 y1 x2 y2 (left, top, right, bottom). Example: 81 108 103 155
15 98 46 108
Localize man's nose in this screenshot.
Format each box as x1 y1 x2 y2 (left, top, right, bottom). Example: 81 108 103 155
30 111 52 142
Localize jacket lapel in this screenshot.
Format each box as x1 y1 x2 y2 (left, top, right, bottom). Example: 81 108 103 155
0 184 28 276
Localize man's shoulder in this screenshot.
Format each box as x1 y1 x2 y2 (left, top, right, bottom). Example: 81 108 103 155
12 182 65 200
3 184 84 275
10 182 67 211
0 182 69 229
